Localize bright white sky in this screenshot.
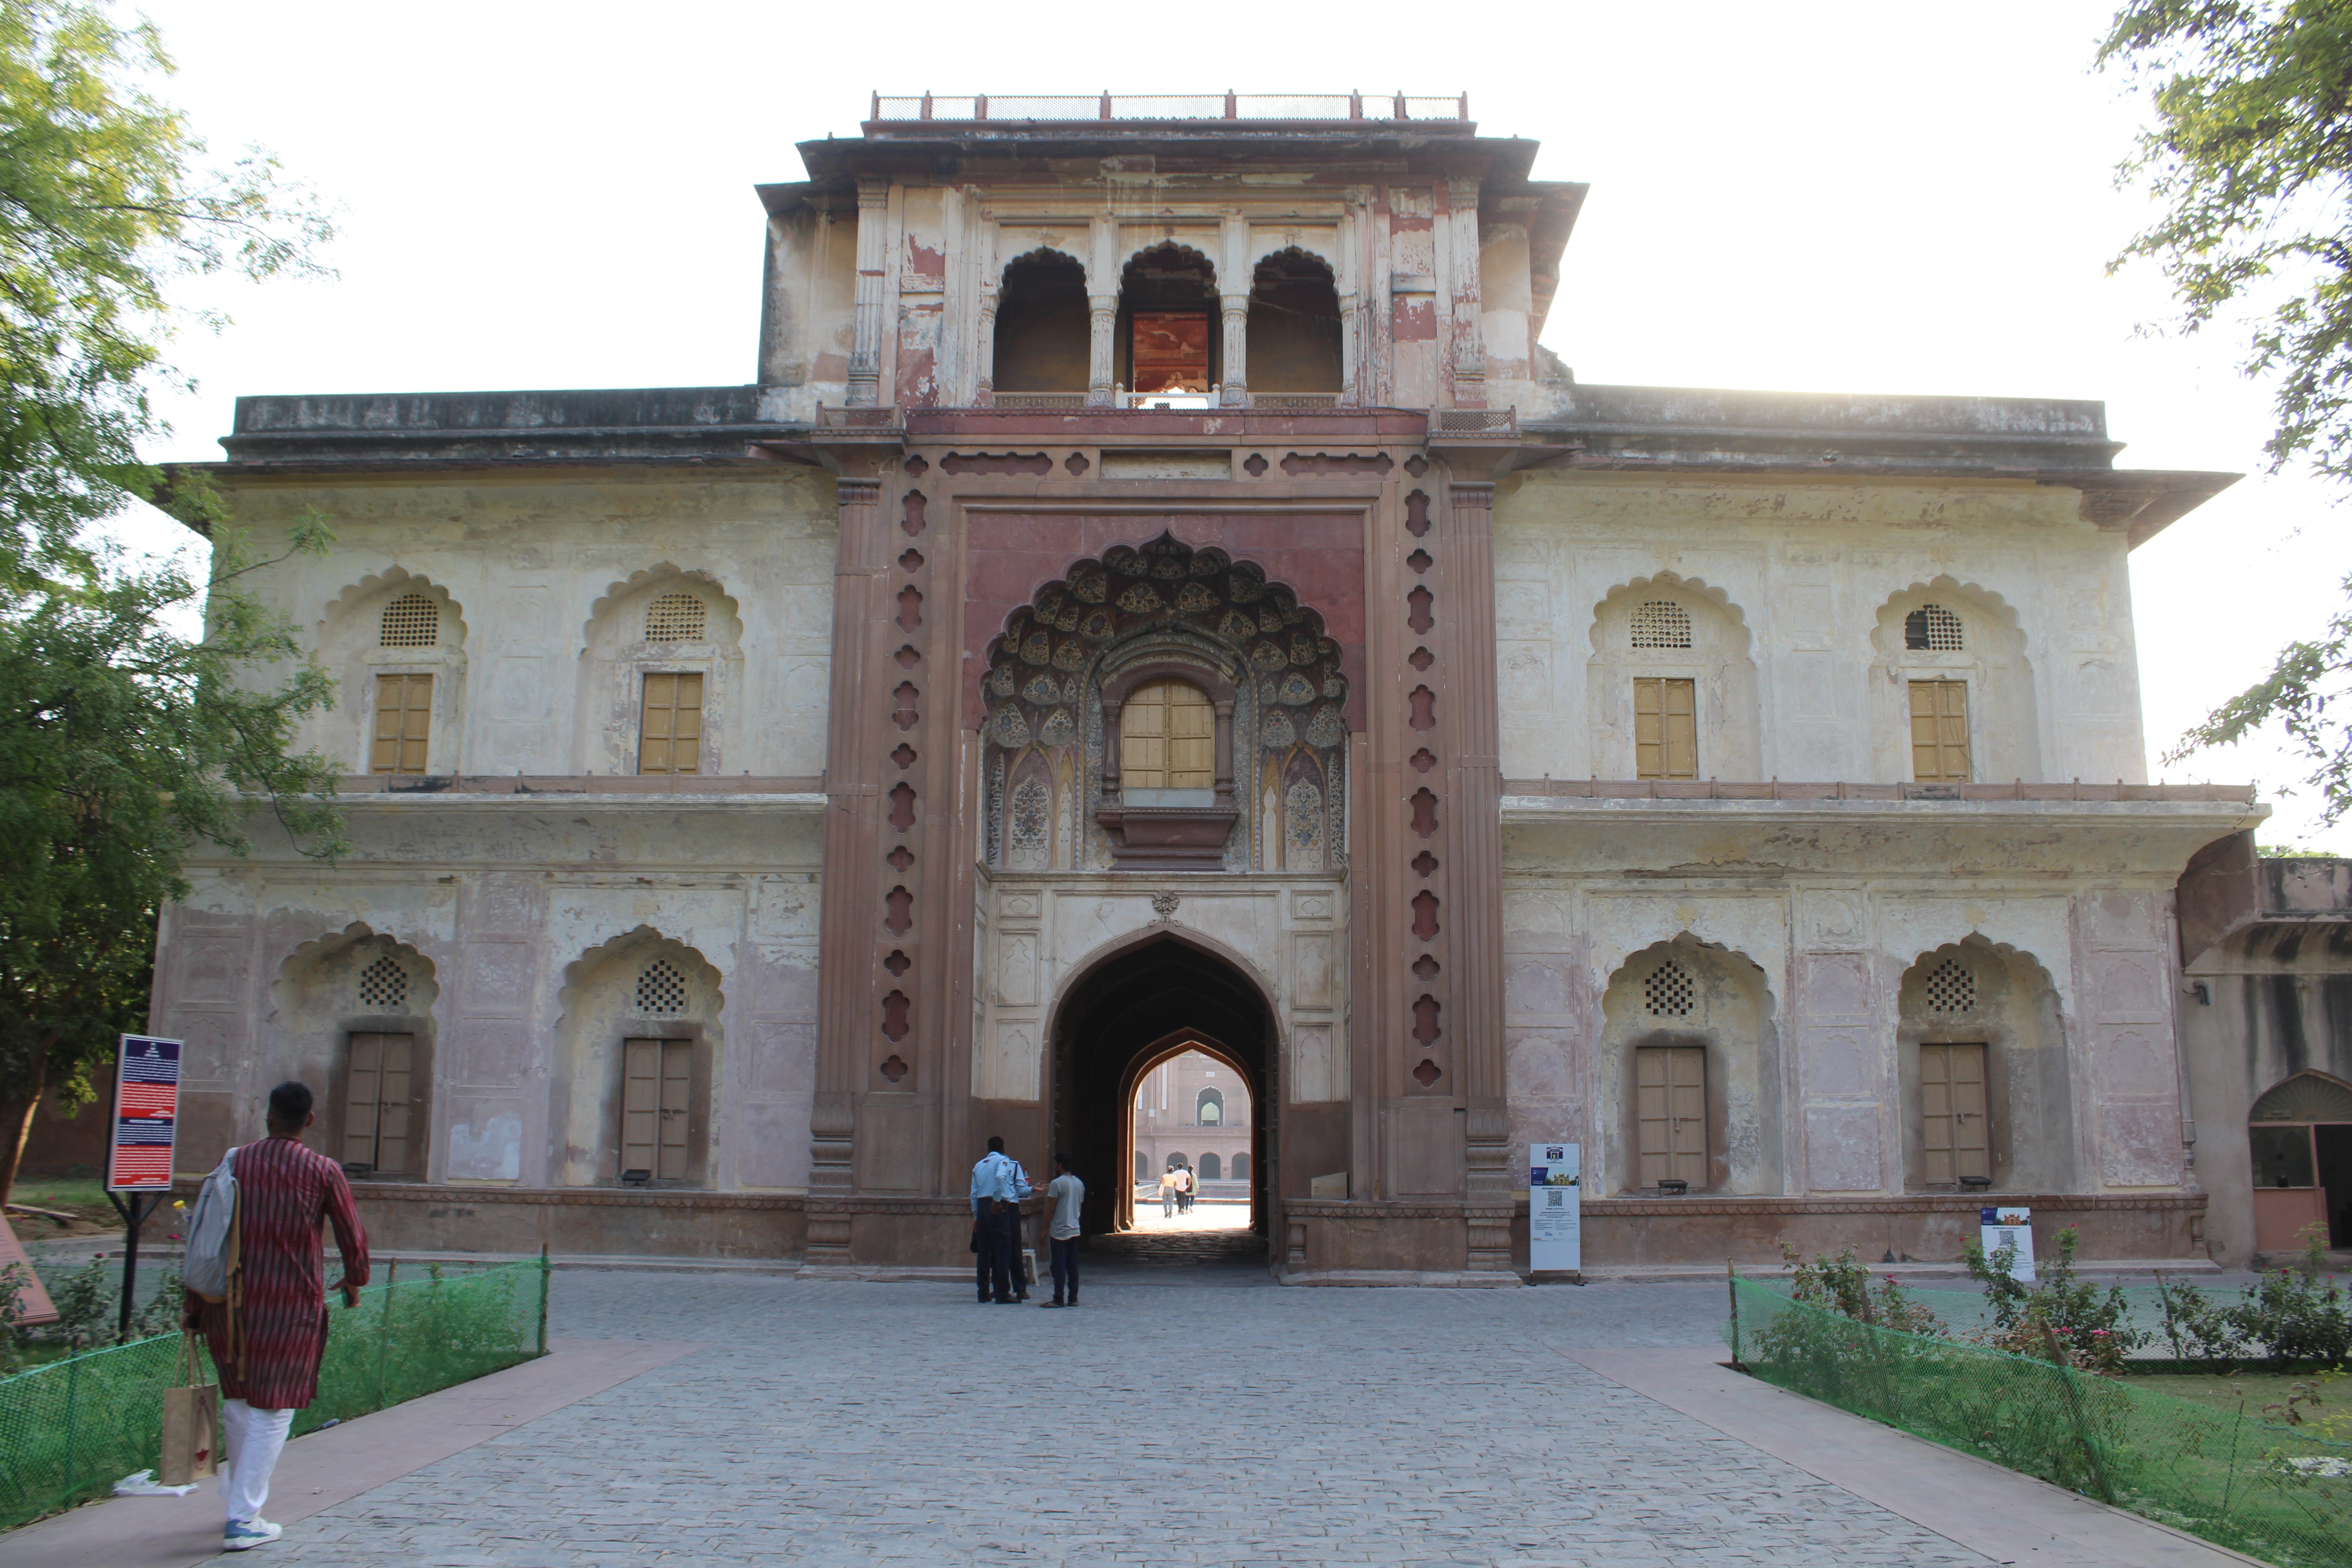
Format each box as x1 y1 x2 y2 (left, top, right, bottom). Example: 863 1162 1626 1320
118 0 2346 844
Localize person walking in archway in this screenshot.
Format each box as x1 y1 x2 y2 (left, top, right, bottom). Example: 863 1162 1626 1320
1158 1165 1178 1218
181 1081 368 1552
1175 1162 1193 1214
969 1135 1028 1304
1041 1152 1083 1308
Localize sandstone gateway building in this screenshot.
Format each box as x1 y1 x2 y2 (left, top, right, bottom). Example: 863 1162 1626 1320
151 94 2256 1278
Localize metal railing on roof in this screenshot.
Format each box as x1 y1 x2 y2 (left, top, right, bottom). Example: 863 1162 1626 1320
869 91 1468 124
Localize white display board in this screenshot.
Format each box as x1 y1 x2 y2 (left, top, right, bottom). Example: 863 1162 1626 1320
1979 1205 2036 1283
1528 1143 1581 1272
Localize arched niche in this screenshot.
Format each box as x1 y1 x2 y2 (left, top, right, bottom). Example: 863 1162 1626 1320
268 924 441 1179
1868 578 2037 784
573 566 746 777
313 569 470 776
1118 243 1217 393
977 532 1347 872
550 926 727 1188
1891 937 2075 1192
993 249 1090 394
1597 937 1782 1195
1247 248 1341 395
1585 573 1759 781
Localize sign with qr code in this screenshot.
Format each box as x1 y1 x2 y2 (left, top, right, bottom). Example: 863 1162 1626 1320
1528 1143 1581 1271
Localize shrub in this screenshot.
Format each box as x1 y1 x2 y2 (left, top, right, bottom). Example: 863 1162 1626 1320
1962 1225 2147 1371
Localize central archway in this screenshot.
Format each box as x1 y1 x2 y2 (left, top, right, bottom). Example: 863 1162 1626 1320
1048 931 1274 1242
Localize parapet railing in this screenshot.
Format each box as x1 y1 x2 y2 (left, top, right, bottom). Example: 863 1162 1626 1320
870 92 1468 124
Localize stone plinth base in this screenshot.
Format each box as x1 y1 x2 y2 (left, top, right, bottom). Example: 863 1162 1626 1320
338 1182 809 1260
1554 1191 2208 1270
1281 1201 1523 1277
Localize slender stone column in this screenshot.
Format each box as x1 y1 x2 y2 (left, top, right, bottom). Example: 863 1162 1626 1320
1338 290 1359 407
974 291 998 407
1445 178 1487 409
847 177 889 407
1444 479 1511 1264
1087 294 1118 406
810 471 887 1228
1220 294 1250 407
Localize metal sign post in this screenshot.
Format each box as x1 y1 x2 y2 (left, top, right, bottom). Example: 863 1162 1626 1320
103 1035 182 1341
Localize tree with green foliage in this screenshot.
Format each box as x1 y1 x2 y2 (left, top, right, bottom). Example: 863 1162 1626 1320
0 2 343 1205
2101 2 2352 819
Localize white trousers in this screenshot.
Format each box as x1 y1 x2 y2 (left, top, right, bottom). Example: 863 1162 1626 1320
219 1398 295 1524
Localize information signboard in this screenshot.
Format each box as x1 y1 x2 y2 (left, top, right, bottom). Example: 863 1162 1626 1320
1979 1205 2036 1283
1528 1142 1581 1272
107 1035 182 1192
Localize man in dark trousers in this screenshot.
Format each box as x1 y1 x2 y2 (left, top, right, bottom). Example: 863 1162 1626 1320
968 1135 1028 1303
1040 1151 1083 1308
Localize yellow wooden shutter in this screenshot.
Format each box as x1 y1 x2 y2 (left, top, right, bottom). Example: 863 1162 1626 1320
1121 681 1170 787
1920 1042 1989 1183
1634 678 1698 780
370 674 433 775
343 1033 414 1174
345 1032 382 1167
1167 682 1213 788
639 672 705 776
621 1038 661 1174
622 1038 693 1180
1909 680 1970 783
1635 1045 1708 1185
659 1042 692 1180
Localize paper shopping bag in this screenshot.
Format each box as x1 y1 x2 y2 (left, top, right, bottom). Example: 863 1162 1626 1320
160 1333 220 1485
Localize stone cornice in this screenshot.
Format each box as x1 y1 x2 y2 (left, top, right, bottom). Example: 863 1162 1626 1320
336 1181 810 1211
1283 1201 1517 1221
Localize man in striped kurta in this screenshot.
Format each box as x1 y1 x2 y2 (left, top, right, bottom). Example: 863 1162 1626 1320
184 1081 368 1551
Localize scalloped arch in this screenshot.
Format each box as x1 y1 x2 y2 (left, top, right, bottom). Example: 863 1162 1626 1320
980 532 1330 672
553 924 727 1031
1247 238 1341 279
581 565 745 647
2252 1071 2352 1122
1121 240 1217 286
267 922 438 1020
1000 244 1090 289
318 568 470 649
1869 574 2025 654
1586 571 1752 655
1898 935 2060 1002
1598 934 1780 1027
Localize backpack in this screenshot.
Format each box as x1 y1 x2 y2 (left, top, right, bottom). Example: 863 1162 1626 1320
182 1147 241 1303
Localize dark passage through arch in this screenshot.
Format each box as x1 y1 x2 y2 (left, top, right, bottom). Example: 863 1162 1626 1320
1049 933 1272 1242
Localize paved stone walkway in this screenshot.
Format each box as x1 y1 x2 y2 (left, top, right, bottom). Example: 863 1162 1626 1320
252 1260 1992 1567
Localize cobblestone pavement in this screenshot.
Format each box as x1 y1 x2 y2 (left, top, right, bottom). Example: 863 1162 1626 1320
250 1257 1994 1568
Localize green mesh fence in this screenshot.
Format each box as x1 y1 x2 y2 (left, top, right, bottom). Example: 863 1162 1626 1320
1728 1278 2352 1568
0 1258 548 1532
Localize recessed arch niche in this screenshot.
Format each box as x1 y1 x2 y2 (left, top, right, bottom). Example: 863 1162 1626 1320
977 532 1348 872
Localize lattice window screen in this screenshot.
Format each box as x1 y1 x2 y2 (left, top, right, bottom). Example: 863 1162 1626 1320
1644 960 1695 1017
644 592 707 642
1924 958 1977 1015
358 955 407 1010
379 593 440 647
636 958 687 1014
1905 604 1964 651
1630 601 1693 649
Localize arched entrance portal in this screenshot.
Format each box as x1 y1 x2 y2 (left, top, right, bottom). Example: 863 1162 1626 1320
1049 933 1272 1243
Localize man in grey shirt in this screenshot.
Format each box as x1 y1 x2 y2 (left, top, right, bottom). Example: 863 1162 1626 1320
1040 1151 1083 1308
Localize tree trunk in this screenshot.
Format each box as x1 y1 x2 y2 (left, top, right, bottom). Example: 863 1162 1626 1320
0 1049 49 1209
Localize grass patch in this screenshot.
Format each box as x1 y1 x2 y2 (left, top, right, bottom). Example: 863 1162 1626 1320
2130 1370 2343 1423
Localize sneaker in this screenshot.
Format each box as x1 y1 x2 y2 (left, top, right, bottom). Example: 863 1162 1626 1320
224 1518 283 1551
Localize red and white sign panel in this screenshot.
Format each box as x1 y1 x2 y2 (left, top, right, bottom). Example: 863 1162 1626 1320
107 1034 182 1191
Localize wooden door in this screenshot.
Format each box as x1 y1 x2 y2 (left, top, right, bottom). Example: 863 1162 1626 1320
344 1033 413 1174
1920 1042 1990 1183
1120 679 1213 789
370 675 433 775
1633 678 1697 780
1908 679 1971 782
621 1038 693 1180
1635 1045 1708 1185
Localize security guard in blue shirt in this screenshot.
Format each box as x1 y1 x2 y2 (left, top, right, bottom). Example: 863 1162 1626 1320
969 1135 1031 1303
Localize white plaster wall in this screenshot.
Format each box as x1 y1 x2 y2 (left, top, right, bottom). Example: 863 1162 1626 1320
1501 812 2196 1201
1493 474 2145 785
150 804 825 1194
973 872 1348 1106
220 470 837 779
